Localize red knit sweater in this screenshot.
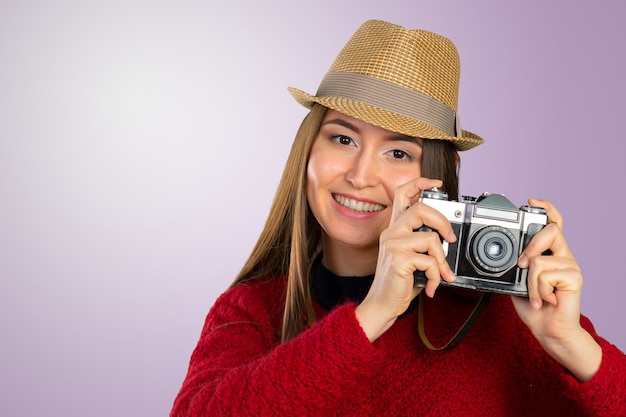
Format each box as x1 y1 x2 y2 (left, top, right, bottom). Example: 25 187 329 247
171 276 626 416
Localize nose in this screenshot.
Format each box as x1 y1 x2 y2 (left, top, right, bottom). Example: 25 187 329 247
345 151 380 189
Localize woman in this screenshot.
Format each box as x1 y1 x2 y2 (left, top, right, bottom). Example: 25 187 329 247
171 20 626 416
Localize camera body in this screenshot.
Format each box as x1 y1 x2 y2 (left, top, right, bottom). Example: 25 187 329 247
413 188 548 296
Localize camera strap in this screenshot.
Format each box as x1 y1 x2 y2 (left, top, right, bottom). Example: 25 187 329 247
417 291 491 351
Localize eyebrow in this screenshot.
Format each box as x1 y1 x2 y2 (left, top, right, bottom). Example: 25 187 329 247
321 118 422 146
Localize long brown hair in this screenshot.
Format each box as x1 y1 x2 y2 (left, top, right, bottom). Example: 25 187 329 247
230 104 460 342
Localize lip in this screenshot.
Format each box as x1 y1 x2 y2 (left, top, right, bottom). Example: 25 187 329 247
332 193 387 213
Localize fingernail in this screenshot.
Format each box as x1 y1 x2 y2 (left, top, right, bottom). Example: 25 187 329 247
446 269 456 282
530 298 541 309
518 255 528 268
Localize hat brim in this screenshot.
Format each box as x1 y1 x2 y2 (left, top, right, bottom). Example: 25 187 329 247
288 87 483 151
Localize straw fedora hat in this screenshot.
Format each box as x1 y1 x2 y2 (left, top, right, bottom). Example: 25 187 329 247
288 20 483 151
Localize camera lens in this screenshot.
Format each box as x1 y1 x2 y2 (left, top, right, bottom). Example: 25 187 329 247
470 226 518 274
485 239 505 259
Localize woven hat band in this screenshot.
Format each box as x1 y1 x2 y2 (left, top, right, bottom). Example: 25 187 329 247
316 72 460 138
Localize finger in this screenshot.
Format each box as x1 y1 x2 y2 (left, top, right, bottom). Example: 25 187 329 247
386 199 457 244
410 203 457 243
528 198 564 230
408 230 456 282
381 226 454 281
390 177 443 224
409 238 456 299
525 255 581 308
410 253 445 297
534 270 558 307
518 223 572 268
526 256 553 309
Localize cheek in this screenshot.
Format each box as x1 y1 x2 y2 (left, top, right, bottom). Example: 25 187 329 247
307 146 342 190
381 168 422 202
306 167 316 210
306 154 322 198
306 150 329 207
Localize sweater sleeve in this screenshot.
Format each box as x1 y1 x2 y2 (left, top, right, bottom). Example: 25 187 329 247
559 315 626 416
170 282 383 417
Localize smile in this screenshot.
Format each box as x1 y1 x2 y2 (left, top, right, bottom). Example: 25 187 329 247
333 194 386 213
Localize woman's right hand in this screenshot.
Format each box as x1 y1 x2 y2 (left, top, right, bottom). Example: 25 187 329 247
355 177 457 342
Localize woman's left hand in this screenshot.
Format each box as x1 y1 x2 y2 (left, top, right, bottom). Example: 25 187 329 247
511 198 602 382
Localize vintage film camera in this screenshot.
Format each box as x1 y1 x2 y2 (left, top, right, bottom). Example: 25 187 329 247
413 188 548 296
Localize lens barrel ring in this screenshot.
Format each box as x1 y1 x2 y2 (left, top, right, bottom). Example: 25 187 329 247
469 225 518 274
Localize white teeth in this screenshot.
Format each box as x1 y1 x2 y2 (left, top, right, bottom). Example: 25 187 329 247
334 195 385 212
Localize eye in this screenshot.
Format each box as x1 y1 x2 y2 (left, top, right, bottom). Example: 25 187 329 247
388 149 414 161
330 134 355 146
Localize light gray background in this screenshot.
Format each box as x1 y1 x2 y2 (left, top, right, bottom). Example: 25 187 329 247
1 1 624 416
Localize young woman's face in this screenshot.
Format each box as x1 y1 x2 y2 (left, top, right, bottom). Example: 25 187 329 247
307 110 423 252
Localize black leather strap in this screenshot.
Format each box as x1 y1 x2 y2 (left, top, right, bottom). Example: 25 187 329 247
418 291 491 351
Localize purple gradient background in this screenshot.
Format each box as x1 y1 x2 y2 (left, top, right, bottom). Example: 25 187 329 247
1 1 624 416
